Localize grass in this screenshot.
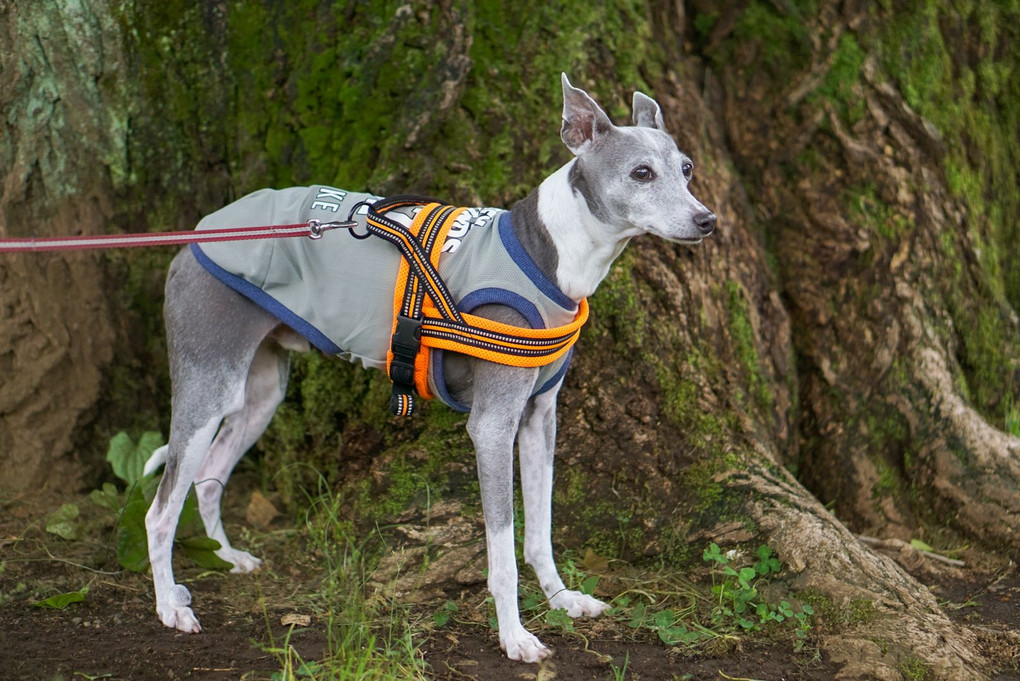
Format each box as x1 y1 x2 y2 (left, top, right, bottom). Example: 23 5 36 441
426 542 815 658
1006 374 1020 437
269 483 430 680
278 507 819 679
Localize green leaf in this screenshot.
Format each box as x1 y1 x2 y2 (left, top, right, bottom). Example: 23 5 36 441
177 490 199 535
579 574 600 596
910 538 935 553
34 587 88 609
521 590 542 612
89 483 121 511
544 608 575 632
433 599 458 626
116 484 151 572
627 601 647 628
46 503 81 541
178 536 234 570
702 543 726 564
658 625 692 645
107 430 164 485
652 608 675 629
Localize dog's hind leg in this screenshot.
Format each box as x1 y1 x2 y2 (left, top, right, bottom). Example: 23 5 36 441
146 248 281 633
518 381 609 619
192 339 289 573
146 411 229 632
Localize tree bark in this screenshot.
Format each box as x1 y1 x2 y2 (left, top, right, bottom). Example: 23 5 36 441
698 0 1020 550
0 0 124 490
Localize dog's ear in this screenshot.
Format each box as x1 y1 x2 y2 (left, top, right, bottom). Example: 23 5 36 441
632 91 665 130
560 73 614 155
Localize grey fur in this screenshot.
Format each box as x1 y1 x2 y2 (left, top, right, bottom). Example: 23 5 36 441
509 190 560 287
143 73 715 662
568 160 613 224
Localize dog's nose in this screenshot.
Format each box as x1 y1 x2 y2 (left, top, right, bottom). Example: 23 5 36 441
694 211 716 236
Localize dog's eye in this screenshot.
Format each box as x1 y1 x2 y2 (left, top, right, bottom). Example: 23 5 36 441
631 166 655 182
681 162 693 180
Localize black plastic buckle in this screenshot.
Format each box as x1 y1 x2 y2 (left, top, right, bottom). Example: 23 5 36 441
389 315 422 393
392 315 422 356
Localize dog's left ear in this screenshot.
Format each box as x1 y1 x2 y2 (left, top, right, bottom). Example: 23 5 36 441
632 91 665 130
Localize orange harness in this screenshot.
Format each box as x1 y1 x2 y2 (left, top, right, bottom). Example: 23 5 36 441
365 197 589 416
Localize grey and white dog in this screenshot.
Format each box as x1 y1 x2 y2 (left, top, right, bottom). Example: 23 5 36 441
143 74 715 662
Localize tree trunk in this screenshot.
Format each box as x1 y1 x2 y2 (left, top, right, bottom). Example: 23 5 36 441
0 1 124 490
1 1 1018 678
698 0 1020 549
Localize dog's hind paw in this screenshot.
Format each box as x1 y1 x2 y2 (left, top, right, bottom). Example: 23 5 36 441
221 549 263 574
548 590 610 618
501 627 551 663
158 585 202 633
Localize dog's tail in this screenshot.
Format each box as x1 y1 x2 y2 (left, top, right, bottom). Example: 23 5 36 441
143 444 169 477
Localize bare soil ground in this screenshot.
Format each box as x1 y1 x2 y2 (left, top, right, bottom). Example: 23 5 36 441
2 485 1018 681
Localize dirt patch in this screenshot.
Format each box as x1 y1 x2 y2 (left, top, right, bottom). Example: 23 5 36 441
928 568 1020 681
425 628 834 680
2 488 1019 681
0 592 325 681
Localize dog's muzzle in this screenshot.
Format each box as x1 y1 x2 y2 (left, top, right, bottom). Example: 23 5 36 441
694 211 717 237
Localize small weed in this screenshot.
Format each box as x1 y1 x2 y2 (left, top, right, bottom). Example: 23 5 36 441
610 651 630 680
614 596 712 646
432 600 459 627
45 503 82 541
898 656 931 681
544 607 576 633
1005 389 1020 437
703 543 814 639
266 629 323 681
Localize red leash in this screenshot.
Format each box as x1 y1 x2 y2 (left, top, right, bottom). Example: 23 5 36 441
0 219 357 253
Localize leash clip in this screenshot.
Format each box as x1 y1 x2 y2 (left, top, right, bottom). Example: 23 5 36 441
307 219 358 240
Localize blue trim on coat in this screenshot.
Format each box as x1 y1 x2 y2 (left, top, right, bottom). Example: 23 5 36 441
190 243 343 355
535 348 572 395
498 212 576 311
430 287 569 412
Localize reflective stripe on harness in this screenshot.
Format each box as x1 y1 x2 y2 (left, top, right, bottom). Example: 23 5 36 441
364 197 589 416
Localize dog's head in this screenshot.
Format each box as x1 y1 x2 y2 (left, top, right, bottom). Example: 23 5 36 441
559 73 716 244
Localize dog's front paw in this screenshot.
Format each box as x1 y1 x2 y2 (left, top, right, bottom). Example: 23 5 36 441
501 626 551 663
221 549 263 574
157 584 202 633
548 590 609 618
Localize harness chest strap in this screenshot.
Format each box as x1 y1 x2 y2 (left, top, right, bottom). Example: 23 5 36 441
364 198 589 415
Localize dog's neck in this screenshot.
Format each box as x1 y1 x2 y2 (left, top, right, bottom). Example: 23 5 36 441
510 160 629 303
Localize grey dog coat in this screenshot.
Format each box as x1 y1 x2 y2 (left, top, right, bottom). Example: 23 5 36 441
192 185 578 411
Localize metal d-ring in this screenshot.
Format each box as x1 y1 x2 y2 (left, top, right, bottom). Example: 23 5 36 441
307 219 325 239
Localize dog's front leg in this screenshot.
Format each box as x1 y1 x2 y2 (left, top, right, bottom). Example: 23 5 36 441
467 364 550 662
518 383 609 619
